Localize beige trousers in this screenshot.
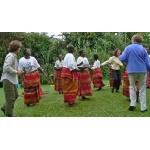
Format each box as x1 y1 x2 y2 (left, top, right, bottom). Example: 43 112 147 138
128 73 147 111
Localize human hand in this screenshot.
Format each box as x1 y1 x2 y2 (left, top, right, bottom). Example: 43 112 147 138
17 70 24 75
44 73 48 77
72 68 80 72
91 67 95 70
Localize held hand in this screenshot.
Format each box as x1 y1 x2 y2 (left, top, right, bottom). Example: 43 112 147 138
72 68 80 72
17 70 24 75
88 66 92 70
44 73 48 77
86 66 92 70
91 67 95 70
55 67 62 70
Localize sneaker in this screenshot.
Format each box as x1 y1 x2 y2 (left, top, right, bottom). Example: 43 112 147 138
140 109 147 112
82 96 87 99
111 88 114 93
6 114 17 117
128 106 136 111
1 107 5 115
97 87 102 91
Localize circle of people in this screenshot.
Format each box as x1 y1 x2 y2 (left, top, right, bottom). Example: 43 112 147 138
1 34 150 117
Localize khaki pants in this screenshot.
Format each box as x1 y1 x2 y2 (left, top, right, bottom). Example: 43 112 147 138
128 73 147 111
2 79 18 116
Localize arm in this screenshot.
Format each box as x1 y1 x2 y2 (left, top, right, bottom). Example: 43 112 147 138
38 67 48 77
3 55 17 74
77 61 83 66
119 48 128 63
54 61 62 70
33 57 48 77
144 51 150 71
54 67 62 71
68 55 78 71
77 57 89 70
77 57 83 66
91 60 100 70
101 58 112 66
3 55 24 75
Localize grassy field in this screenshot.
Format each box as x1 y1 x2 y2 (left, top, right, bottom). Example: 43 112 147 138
0 80 150 117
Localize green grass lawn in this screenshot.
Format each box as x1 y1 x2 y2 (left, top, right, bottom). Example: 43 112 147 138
0 80 150 117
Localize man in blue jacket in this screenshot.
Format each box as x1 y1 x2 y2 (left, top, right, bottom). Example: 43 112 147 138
119 34 150 112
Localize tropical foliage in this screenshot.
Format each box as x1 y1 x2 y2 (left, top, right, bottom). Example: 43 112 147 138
0 32 150 86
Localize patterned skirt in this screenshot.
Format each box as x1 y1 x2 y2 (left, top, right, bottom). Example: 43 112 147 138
22 71 41 105
146 72 150 87
109 68 114 87
122 70 139 98
54 70 63 92
93 68 105 88
78 70 92 97
61 68 78 105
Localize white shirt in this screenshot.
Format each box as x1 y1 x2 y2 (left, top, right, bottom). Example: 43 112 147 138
18 56 40 73
63 53 78 71
77 56 90 70
1 52 18 84
93 60 100 68
54 60 64 69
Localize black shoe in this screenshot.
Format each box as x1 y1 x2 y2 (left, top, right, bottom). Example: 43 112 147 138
128 106 136 111
111 88 114 93
1 107 5 115
6 114 17 117
82 96 88 100
98 87 102 90
140 109 147 112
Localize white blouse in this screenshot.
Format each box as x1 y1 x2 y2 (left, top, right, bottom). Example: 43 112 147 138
18 56 40 73
93 60 100 68
63 53 78 71
54 60 64 69
77 56 90 70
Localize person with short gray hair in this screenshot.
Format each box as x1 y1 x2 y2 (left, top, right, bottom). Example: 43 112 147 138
119 34 150 112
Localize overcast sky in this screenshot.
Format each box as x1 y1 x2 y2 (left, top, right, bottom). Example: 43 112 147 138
47 32 62 38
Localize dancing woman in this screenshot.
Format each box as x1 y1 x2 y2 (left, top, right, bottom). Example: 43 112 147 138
18 48 47 106
77 50 92 99
101 49 123 93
